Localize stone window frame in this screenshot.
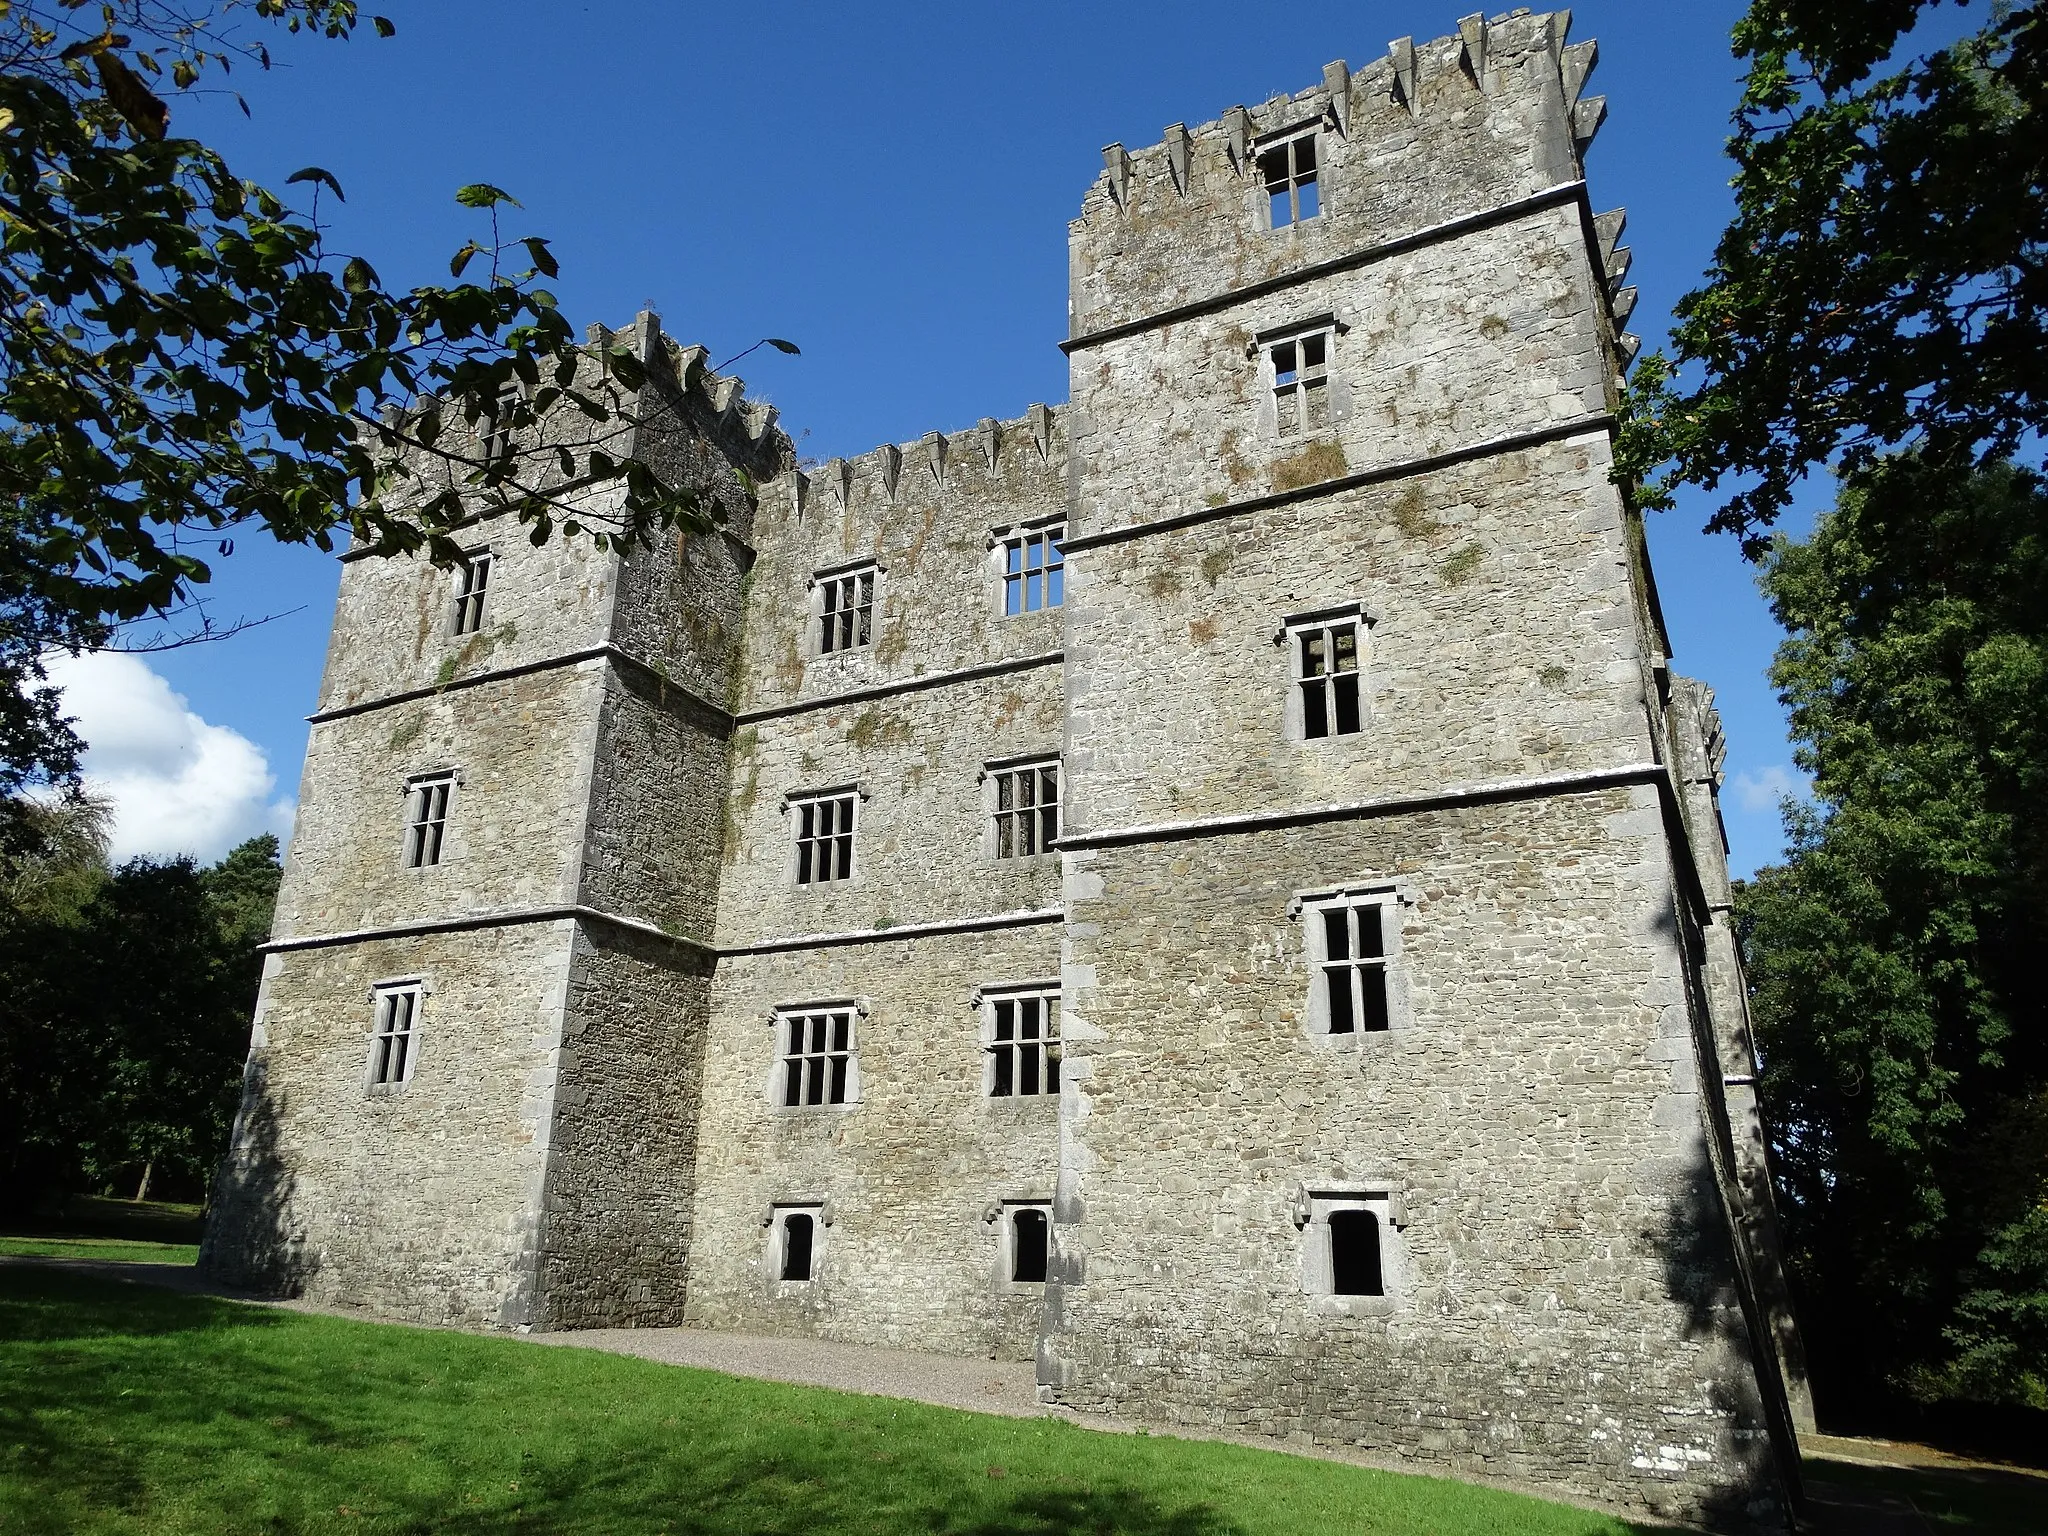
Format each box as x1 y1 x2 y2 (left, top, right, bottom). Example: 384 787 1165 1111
1255 315 1348 442
1274 602 1374 744
973 979 1061 1099
449 547 493 637
983 1195 1054 1291
1257 122 1322 230
400 768 461 871
763 997 867 1113
980 753 1061 861
475 380 522 463
806 556 883 661
363 976 428 1096
1289 1182 1408 1318
1288 879 1417 1043
781 783 867 889
761 1198 832 1287
988 513 1065 618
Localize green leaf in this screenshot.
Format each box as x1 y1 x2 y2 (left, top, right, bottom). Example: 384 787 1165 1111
341 257 377 294
455 183 521 210
285 167 345 202
521 237 558 278
372 16 397 37
449 242 483 279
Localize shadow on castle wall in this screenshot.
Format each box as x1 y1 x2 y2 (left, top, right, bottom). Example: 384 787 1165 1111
196 1058 317 1298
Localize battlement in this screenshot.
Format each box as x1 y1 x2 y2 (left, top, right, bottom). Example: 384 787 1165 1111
784 402 1064 522
1068 9 1611 338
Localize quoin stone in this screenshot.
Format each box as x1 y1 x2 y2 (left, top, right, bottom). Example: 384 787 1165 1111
204 13 1813 1526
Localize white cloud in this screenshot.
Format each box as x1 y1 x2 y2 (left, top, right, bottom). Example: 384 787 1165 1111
44 651 295 864
1729 764 1807 815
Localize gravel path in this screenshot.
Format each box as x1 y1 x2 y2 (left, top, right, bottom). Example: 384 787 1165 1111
531 1326 1045 1418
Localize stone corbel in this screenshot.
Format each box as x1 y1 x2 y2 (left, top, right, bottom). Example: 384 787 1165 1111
875 442 901 501
1456 14 1489 92
1388 39 1417 115
1223 106 1251 175
1101 142 1131 208
1165 122 1192 196
1320 62 1350 135
923 430 947 486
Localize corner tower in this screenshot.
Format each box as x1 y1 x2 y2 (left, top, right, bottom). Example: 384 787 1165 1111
1042 13 1801 1526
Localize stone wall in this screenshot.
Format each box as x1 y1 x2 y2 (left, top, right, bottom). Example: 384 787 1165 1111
202 923 576 1326
686 925 1060 1360
1062 434 1654 837
1043 788 1782 1527
535 922 713 1329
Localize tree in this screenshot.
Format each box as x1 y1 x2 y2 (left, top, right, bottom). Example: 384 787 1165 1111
0 829 282 1211
0 1 723 803
1738 456 2048 1411
1617 1 2046 553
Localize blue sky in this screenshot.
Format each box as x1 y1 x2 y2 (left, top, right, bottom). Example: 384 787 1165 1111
86 1 1837 871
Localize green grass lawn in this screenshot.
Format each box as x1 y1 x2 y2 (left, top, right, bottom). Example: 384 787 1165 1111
1803 1455 2048 1535
0 1195 204 1267
0 1267 1664 1536
0 1234 199 1264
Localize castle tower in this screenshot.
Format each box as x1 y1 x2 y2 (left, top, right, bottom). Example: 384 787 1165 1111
203 314 783 1329
1037 12 1801 1525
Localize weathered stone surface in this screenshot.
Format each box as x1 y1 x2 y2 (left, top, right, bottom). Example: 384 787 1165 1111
206 14 1801 1528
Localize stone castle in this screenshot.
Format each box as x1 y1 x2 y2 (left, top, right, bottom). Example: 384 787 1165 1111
205 11 1813 1525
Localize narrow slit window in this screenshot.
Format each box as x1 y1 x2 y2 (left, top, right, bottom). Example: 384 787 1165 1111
987 988 1060 1098
1270 332 1330 438
1328 1209 1384 1296
781 1212 815 1281
818 568 876 654
1003 526 1064 615
1318 900 1391 1035
1011 1208 1049 1283
1259 131 1320 228
1293 617 1363 739
404 775 455 869
779 1006 855 1107
793 793 857 885
452 551 492 636
368 984 422 1088
992 760 1059 858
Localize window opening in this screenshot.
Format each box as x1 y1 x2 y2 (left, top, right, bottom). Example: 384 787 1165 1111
1295 617 1362 738
479 384 520 461
988 989 1060 1097
1319 900 1391 1035
404 775 454 869
819 568 876 654
452 551 492 637
781 1212 815 1281
1328 1208 1384 1296
992 760 1059 858
1011 1208 1049 1283
793 792 857 885
1003 526 1064 615
780 1006 855 1106
1259 131 1320 227
368 984 421 1088
1271 332 1331 437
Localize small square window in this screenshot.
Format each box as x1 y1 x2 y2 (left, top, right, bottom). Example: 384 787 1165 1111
817 566 877 655
982 984 1060 1098
451 550 492 637
768 1203 825 1283
403 772 456 869
989 759 1059 859
366 981 423 1091
777 1004 857 1107
1259 130 1320 228
1002 526 1064 615
790 790 858 885
1295 1189 1401 1309
1268 330 1332 439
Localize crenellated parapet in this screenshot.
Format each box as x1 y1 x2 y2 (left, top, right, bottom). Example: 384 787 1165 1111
783 401 1063 525
1068 9 1631 359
